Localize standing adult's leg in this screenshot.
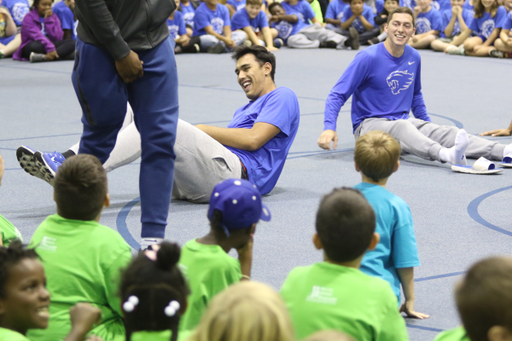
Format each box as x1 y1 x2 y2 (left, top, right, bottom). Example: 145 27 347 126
129 36 179 239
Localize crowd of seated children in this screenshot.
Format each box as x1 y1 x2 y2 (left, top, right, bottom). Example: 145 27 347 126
231 0 280 50
0 0 21 58
431 0 473 51
169 0 201 53
13 0 75 62
353 131 429 320
27 154 132 341
338 0 380 46
408 0 442 48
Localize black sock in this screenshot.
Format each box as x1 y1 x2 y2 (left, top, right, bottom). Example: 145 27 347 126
61 150 76 159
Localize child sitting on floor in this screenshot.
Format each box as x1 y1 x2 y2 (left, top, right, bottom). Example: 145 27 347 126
431 0 473 51
339 0 380 45
280 187 409 340
408 0 443 48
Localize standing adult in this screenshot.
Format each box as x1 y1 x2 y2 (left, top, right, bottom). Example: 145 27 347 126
318 7 512 165
73 0 179 250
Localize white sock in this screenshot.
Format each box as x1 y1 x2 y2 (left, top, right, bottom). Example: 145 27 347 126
140 237 164 251
503 143 512 159
377 32 387 41
438 129 469 165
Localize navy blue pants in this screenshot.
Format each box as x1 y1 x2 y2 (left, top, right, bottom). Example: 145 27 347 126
72 37 179 239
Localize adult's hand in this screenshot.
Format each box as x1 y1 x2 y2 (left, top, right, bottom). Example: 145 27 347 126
479 128 512 137
45 50 59 61
115 51 144 83
317 130 338 150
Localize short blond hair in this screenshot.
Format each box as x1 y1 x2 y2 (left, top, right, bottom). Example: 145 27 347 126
354 131 401 182
188 281 295 341
246 0 263 5
304 330 356 341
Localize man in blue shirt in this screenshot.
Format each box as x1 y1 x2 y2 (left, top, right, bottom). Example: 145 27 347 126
318 7 512 165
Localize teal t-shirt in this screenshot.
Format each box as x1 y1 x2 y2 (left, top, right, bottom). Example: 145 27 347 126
354 182 420 303
27 214 132 341
433 327 470 341
0 327 30 341
280 262 409 341
178 239 241 332
0 213 23 246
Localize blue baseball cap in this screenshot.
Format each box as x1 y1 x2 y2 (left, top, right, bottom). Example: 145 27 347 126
208 179 271 237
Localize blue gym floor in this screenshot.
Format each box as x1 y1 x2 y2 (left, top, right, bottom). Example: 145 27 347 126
1 48 511 340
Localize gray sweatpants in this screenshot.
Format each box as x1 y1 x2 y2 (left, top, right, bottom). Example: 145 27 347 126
287 23 347 49
354 117 506 161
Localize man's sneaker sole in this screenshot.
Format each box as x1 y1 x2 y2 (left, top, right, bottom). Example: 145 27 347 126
16 146 45 180
34 152 56 186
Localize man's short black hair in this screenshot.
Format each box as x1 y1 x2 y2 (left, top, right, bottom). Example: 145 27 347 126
316 188 376 263
232 45 276 81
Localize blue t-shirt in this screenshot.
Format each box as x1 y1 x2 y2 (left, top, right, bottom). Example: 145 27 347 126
324 44 430 133
227 0 247 12
3 0 29 26
342 6 375 32
53 1 76 39
192 2 230 36
271 15 307 41
325 0 349 30
469 6 507 38
441 8 473 37
415 7 443 33
463 0 474 15
167 12 187 39
504 11 512 30
433 0 451 12
181 2 196 27
281 0 316 24
231 8 268 31
354 183 421 303
375 0 384 13
225 87 300 195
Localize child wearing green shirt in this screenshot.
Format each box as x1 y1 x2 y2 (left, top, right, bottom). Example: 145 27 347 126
280 187 409 341
178 178 271 332
433 257 512 341
27 154 132 341
0 240 102 341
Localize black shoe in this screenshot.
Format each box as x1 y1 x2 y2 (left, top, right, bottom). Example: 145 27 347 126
345 27 360 50
319 40 337 49
368 37 380 45
207 42 226 54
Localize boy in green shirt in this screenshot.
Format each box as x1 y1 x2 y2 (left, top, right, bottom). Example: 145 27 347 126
178 178 271 332
280 187 409 341
434 257 512 341
27 154 132 341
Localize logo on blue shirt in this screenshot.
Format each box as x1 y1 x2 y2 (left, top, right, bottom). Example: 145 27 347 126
211 17 224 34
386 70 414 95
481 18 495 38
415 17 432 34
275 21 293 39
12 2 29 23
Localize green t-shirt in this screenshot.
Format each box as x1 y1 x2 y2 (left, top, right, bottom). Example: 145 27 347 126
178 239 241 332
27 214 132 341
1 213 23 246
280 262 409 341
0 327 30 341
309 0 324 23
434 327 470 341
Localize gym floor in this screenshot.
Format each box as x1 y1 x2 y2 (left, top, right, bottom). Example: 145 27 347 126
1 47 511 340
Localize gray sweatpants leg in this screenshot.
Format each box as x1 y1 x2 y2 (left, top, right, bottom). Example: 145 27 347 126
172 119 242 203
355 117 505 161
287 23 347 48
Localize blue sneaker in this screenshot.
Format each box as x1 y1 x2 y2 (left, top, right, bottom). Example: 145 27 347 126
16 146 46 181
34 151 65 185
273 38 284 49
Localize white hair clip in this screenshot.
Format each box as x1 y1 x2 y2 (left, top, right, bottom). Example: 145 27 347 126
123 295 139 313
164 300 181 317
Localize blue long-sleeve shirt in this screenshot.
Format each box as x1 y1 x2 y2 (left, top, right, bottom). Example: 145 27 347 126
324 43 430 133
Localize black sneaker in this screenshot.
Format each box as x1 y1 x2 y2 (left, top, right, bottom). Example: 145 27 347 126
207 42 226 54
345 27 360 50
16 146 45 181
368 37 380 45
319 40 338 49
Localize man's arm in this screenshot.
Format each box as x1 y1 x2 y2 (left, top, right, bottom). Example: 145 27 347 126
411 61 430 121
480 120 512 136
195 122 281 151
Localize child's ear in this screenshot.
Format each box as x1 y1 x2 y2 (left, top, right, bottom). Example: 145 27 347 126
488 326 512 341
368 232 380 251
354 161 361 173
312 233 323 250
104 193 110 208
394 160 400 173
249 223 256 235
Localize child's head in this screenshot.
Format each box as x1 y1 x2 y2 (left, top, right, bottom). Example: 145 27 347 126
354 131 401 183
246 0 263 18
269 2 286 16
304 330 356 341
32 0 53 16
416 0 432 11
208 179 271 245
203 0 218 7
315 188 377 263
120 242 189 341
450 0 464 7
0 240 50 335
474 0 498 17
455 257 512 341
189 281 295 341
383 0 399 12
54 154 108 221
346 0 364 12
